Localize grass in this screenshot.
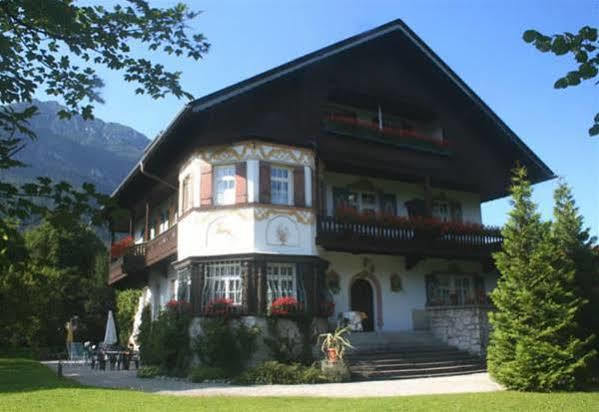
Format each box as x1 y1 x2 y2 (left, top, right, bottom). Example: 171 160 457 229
0 358 597 411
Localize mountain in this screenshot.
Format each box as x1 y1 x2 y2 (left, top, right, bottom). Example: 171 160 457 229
5 100 149 194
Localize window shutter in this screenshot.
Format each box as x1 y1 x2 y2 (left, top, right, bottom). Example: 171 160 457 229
200 164 212 206
235 162 247 204
259 161 271 204
450 201 462 222
293 166 305 207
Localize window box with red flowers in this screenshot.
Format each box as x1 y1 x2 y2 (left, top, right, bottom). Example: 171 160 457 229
165 299 192 314
202 298 236 318
110 235 133 260
269 297 304 317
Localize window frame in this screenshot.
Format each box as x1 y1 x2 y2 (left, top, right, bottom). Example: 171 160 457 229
181 174 192 212
213 165 237 206
266 263 297 306
202 261 243 306
270 165 293 206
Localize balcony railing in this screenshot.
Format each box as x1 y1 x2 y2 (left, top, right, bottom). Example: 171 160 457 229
322 115 450 155
316 215 502 260
108 225 177 284
146 225 178 266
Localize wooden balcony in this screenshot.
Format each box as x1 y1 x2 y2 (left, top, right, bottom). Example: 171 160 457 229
108 244 146 285
146 225 178 266
316 216 502 267
108 225 177 285
322 115 451 155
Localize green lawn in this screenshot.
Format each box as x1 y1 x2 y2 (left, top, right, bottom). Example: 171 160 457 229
0 358 597 411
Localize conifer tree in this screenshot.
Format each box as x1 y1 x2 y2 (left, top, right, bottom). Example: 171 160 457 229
488 167 594 391
552 180 598 378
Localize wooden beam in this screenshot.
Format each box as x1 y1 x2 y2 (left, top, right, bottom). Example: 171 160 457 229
144 201 149 242
424 176 432 218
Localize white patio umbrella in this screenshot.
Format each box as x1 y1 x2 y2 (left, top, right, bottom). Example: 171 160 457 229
103 310 118 346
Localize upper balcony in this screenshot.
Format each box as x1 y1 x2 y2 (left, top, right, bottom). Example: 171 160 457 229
316 215 502 267
322 102 450 156
108 225 178 285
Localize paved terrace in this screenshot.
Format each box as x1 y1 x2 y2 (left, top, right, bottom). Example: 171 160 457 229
43 361 503 398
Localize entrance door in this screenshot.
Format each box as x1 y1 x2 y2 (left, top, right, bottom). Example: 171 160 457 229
351 279 374 331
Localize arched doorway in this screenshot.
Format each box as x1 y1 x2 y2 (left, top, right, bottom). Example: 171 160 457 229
350 279 374 331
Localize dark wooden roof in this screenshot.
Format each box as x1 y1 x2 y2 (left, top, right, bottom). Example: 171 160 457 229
112 19 554 205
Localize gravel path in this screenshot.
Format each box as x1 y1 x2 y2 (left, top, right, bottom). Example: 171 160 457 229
43 362 503 398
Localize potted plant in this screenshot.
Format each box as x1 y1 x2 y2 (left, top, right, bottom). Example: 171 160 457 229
318 326 354 362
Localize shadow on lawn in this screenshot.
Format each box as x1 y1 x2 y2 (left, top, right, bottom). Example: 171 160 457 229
0 358 93 394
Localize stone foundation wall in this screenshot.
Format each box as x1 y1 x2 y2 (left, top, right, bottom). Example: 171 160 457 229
426 305 491 356
189 316 329 366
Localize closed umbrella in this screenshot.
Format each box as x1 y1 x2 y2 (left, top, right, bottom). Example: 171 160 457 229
104 310 118 346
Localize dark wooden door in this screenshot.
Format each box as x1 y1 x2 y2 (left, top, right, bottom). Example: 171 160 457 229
351 279 374 331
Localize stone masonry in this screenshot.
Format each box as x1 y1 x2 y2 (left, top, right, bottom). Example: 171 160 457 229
426 305 491 356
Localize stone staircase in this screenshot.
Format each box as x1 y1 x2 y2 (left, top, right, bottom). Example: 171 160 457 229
345 331 486 381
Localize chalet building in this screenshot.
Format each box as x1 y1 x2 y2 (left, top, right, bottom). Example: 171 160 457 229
108 20 553 367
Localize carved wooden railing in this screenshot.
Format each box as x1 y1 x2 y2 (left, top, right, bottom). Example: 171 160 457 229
316 216 502 258
145 225 177 266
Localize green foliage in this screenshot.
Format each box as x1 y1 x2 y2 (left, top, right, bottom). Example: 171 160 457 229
115 289 143 346
194 318 260 375
0 0 210 275
233 361 332 385
189 366 229 382
0 219 114 348
488 168 596 391
137 304 192 376
263 317 314 365
523 26 599 136
136 365 161 379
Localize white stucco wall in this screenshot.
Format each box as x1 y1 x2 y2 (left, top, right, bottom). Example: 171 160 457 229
178 206 317 259
320 250 497 332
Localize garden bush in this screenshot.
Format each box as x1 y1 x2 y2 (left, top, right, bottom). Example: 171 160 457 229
137 365 160 379
137 301 192 377
189 366 228 382
233 361 331 385
194 318 260 375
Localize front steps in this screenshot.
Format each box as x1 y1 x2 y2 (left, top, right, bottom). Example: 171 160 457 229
345 331 486 381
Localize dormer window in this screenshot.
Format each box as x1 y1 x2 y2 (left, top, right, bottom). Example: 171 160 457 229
214 165 236 205
270 166 292 205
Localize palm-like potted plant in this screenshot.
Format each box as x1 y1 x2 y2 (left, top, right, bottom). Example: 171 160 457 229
318 326 354 362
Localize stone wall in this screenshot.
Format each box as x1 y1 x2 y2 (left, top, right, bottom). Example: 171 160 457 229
426 305 491 356
189 315 329 366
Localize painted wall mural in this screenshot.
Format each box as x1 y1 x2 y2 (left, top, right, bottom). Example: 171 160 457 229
266 216 299 247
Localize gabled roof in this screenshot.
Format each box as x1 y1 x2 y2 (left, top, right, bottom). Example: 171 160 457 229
112 18 554 199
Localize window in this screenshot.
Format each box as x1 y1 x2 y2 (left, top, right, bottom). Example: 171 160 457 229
271 166 292 205
214 165 236 205
426 274 477 306
433 201 450 222
182 175 192 212
169 278 177 301
266 263 297 306
345 191 377 214
454 276 471 305
202 261 243 305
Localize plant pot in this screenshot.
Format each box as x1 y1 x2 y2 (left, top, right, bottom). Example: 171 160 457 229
327 348 339 362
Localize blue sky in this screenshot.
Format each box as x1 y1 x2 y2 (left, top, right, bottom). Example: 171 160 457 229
39 0 598 237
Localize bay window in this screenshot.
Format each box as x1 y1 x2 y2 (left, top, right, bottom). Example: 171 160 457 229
214 165 236 205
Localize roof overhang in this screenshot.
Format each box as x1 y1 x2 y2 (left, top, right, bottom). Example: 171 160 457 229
111 19 554 202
